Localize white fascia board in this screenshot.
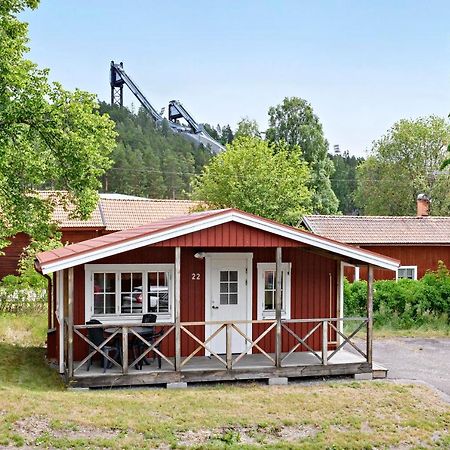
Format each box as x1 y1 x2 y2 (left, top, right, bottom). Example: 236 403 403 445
41 213 232 273
41 211 399 274
300 216 313 231
229 213 399 271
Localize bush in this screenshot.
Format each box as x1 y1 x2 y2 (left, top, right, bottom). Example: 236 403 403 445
0 285 46 314
344 262 450 329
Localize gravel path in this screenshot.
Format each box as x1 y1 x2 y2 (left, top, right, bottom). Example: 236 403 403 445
371 337 450 396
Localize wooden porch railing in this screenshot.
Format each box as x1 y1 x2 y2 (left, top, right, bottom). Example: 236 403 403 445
66 317 369 378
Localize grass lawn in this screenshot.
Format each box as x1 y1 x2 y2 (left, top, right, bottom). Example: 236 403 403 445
0 313 449 449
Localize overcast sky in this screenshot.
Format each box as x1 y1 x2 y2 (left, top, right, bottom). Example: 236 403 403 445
22 0 450 156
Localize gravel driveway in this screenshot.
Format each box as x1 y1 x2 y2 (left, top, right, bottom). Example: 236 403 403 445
370 337 450 397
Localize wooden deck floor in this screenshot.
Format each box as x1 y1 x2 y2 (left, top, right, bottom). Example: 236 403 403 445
71 350 370 388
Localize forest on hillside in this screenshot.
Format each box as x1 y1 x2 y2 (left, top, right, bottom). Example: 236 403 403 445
99 103 213 199
100 102 450 217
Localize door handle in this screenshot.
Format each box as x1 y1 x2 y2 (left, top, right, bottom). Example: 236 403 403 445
212 305 219 309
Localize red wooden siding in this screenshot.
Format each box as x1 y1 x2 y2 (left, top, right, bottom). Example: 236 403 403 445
0 233 31 279
345 245 450 281
65 244 337 362
0 229 105 280
158 222 305 248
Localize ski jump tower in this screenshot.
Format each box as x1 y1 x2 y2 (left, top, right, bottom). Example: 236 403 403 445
110 61 224 153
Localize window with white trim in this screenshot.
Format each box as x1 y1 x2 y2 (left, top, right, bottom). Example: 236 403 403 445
257 263 291 319
86 264 174 322
397 266 417 280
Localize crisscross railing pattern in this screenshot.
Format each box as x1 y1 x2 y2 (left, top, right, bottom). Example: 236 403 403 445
69 316 370 378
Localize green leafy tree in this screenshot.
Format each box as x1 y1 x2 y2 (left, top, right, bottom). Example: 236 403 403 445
235 117 261 139
191 136 312 225
330 151 364 214
0 0 116 250
355 116 450 215
220 125 234 145
266 97 339 214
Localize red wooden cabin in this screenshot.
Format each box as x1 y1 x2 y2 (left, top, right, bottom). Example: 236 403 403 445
35 209 399 388
302 197 450 282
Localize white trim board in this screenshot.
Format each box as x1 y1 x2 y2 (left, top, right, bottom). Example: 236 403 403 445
39 210 400 274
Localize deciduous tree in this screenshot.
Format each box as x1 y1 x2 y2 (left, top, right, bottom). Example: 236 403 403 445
0 0 117 250
266 97 338 214
191 136 311 225
355 116 450 215
235 117 261 139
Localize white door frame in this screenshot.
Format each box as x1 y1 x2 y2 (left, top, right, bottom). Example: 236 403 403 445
204 252 253 354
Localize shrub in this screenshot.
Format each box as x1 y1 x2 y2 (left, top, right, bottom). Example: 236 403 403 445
344 262 450 329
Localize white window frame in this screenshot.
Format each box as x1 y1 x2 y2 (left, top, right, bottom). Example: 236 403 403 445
257 262 291 320
85 264 175 323
396 265 417 281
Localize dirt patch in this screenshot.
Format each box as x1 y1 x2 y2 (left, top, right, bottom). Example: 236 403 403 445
176 424 319 446
14 415 118 444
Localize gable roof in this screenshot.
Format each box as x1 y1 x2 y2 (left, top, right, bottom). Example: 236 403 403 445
302 215 450 245
39 191 199 230
36 209 400 274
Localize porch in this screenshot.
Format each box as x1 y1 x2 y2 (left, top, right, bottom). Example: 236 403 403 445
67 316 372 388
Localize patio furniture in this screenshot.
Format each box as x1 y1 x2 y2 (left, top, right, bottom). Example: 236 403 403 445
133 314 162 370
86 319 119 373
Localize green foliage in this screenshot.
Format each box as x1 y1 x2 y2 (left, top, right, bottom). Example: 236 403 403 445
329 151 364 214
191 136 312 225
235 117 261 139
0 0 117 251
355 116 450 215
266 97 339 214
344 262 450 329
100 104 212 198
203 123 234 145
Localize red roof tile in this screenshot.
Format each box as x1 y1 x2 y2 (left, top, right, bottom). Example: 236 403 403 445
302 215 450 244
38 191 200 230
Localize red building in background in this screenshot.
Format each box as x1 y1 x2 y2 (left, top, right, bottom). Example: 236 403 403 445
0 192 199 279
301 195 450 281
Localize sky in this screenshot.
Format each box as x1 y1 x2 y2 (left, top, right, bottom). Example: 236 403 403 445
22 0 450 157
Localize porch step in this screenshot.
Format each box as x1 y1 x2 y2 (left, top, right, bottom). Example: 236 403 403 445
372 363 388 379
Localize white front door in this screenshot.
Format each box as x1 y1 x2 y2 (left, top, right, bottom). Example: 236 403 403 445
206 254 252 355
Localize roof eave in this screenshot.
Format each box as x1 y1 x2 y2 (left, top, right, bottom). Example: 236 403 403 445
38 210 400 274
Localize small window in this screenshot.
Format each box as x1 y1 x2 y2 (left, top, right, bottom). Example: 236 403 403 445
397 266 417 280
257 263 291 319
120 272 143 314
93 273 116 315
148 271 170 313
219 270 238 305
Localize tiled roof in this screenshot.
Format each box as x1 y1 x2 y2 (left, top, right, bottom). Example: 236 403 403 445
37 191 199 230
100 198 200 231
302 215 450 244
38 191 104 228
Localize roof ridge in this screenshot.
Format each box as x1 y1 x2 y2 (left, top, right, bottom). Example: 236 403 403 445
305 215 450 219
100 197 199 203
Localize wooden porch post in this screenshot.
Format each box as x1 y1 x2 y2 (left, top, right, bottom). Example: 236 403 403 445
174 247 181 371
67 267 74 378
367 265 374 365
275 247 282 368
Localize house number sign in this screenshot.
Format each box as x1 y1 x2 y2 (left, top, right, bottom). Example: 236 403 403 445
191 273 201 280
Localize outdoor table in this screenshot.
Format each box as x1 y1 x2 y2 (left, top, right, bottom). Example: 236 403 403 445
105 326 158 367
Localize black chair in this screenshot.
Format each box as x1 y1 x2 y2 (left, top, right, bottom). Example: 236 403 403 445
86 319 118 373
133 314 162 370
